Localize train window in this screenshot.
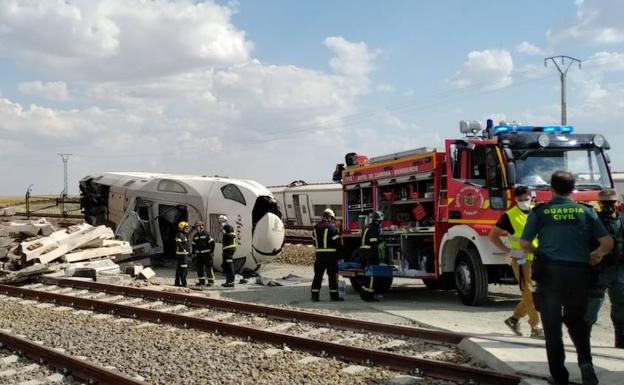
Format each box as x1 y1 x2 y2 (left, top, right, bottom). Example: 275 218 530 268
221 184 247 206
157 180 187 193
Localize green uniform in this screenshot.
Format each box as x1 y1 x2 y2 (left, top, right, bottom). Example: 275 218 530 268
521 196 608 384
522 197 607 263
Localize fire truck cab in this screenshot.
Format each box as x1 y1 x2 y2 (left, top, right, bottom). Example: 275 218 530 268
338 120 612 305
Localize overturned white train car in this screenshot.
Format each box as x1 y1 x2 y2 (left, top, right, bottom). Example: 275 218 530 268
80 172 285 273
268 181 342 226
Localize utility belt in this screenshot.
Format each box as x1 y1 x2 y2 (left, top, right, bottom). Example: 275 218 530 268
531 252 590 284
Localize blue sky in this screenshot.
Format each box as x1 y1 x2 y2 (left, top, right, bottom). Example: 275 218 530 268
0 0 623 195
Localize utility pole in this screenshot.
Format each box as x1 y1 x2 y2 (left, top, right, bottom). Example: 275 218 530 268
58 153 71 217
544 55 581 125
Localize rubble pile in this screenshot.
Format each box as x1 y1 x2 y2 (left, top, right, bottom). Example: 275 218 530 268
0 218 135 284
275 244 315 266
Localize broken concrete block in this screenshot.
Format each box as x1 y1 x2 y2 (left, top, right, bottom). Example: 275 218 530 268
96 274 133 285
0 263 49 284
3 219 55 237
63 241 132 263
22 224 114 264
124 264 143 278
138 267 156 280
0 207 16 216
65 258 120 277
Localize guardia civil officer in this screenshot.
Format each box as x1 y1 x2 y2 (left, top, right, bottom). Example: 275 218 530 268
219 215 237 287
586 188 624 349
311 208 343 302
192 221 216 286
174 221 192 287
521 170 613 385
359 211 383 302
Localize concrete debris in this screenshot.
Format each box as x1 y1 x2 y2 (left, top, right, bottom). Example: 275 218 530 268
0 207 16 216
124 264 144 278
0 219 146 285
138 267 156 280
2 218 55 237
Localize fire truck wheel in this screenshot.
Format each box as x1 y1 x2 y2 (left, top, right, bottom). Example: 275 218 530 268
454 249 488 306
349 276 393 294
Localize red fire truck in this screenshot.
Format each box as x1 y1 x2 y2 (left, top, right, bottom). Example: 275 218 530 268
338 120 612 305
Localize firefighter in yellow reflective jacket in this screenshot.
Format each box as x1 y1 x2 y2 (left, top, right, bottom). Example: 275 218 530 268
489 185 543 338
311 209 343 302
219 215 237 287
359 211 383 302
192 221 216 286
175 221 192 287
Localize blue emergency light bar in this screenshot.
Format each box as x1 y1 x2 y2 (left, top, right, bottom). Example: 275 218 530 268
494 125 574 135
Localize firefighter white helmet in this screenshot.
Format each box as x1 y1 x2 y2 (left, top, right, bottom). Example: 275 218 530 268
217 215 228 223
322 208 335 219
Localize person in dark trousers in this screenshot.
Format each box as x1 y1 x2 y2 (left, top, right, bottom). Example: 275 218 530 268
586 188 624 349
175 221 192 287
192 220 216 287
489 185 544 338
311 208 343 302
359 211 383 302
521 170 613 385
219 215 237 287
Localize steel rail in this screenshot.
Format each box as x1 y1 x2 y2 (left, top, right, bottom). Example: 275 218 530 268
284 235 314 244
0 329 149 385
1 284 521 385
40 277 464 344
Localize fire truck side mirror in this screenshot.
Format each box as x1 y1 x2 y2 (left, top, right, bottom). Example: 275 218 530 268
506 162 517 185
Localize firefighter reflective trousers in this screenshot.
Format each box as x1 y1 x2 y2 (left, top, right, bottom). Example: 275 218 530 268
175 264 188 287
511 259 540 328
222 249 235 284
311 252 339 300
196 255 215 285
586 262 624 348
532 262 593 385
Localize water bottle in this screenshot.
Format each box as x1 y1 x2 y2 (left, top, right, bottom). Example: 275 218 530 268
338 280 347 299
420 256 427 272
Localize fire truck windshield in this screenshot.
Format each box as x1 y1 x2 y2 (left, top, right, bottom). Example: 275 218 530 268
514 149 610 189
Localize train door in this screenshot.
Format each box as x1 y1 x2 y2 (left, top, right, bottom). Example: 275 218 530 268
157 204 188 258
293 194 311 226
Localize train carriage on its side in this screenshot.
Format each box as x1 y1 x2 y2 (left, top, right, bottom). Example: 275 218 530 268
80 172 285 273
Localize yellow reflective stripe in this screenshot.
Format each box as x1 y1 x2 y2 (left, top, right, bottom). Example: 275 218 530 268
361 228 369 248
369 238 378 242
197 276 205 279
316 249 337 252
360 245 371 249
332 234 340 240
223 245 237 250
176 251 189 255
224 259 233 263
198 250 212 254
179 264 188 268
324 228 328 249
362 277 375 292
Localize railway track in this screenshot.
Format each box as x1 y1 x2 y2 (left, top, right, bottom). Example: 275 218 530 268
0 279 522 385
0 328 148 385
283 235 314 245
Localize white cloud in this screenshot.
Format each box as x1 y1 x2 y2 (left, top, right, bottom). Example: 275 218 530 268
450 49 514 90
516 41 545 56
324 36 376 93
585 51 624 72
375 83 395 93
18 81 69 101
0 0 251 81
547 0 624 46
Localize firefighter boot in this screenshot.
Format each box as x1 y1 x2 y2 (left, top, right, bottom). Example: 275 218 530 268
311 291 320 302
207 280 214 287
196 278 205 286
